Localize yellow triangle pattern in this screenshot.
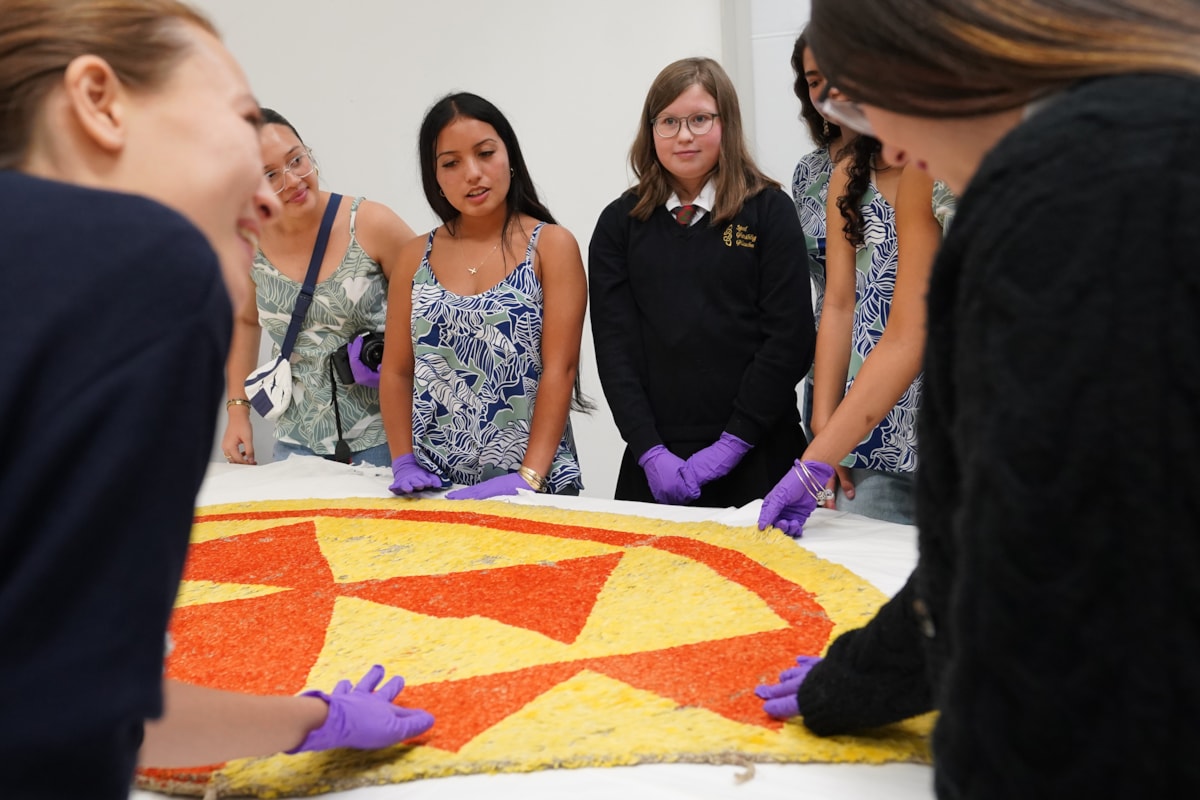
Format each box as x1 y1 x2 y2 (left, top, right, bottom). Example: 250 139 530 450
303 596 574 690
569 546 788 657
313 518 624 583
189 517 300 545
173 579 290 608
460 669 779 760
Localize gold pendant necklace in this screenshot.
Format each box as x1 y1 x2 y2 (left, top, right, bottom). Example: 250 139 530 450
464 239 501 275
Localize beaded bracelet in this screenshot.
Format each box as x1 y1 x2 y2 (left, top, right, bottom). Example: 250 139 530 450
517 466 547 492
226 398 252 410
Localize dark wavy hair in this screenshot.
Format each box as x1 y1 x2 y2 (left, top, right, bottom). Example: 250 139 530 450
835 135 883 247
790 27 840 150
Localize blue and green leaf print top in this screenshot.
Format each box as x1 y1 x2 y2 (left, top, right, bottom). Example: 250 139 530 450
410 222 583 492
841 179 958 473
842 184 918 473
791 146 833 325
252 197 387 455
932 179 957 234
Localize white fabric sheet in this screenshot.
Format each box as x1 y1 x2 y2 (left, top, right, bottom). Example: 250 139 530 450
131 457 933 800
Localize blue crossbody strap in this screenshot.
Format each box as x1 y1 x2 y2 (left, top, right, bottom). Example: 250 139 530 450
279 193 342 358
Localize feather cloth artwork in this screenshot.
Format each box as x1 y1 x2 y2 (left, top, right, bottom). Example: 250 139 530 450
137 499 931 797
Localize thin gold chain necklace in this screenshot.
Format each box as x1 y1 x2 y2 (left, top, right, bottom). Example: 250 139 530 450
461 237 502 275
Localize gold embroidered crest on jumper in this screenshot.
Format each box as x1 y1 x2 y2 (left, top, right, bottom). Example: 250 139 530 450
734 225 757 249
723 224 734 246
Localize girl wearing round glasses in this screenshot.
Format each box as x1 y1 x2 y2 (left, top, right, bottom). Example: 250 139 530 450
756 0 1200 793
589 57 814 507
221 108 416 467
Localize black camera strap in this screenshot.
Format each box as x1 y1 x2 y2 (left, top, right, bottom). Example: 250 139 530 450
326 357 352 464
279 193 342 360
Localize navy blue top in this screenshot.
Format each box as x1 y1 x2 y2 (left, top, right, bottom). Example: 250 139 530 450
0 172 231 756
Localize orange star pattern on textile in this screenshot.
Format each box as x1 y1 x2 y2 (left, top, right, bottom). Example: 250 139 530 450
171 508 830 737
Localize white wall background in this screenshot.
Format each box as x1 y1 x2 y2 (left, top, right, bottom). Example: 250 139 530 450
200 0 812 499
749 0 813 186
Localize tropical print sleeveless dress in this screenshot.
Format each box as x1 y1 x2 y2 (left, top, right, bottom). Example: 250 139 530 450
840 179 958 473
792 145 834 325
409 222 583 492
840 184 918 473
252 196 387 455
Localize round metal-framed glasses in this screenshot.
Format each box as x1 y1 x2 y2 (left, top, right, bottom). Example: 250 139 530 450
651 112 720 138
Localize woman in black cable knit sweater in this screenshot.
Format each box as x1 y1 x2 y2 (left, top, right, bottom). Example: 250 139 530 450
756 2 1200 797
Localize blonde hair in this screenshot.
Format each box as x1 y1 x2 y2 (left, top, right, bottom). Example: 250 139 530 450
809 0 1200 117
0 0 217 168
629 57 779 225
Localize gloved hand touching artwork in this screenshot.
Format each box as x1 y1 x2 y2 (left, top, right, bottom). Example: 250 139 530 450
389 454 447 495
288 665 434 753
446 472 531 500
347 334 382 388
638 445 700 505
754 655 823 719
681 432 752 487
756 460 835 537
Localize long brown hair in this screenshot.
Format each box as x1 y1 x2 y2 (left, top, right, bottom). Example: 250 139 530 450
808 0 1200 117
629 57 779 225
0 0 216 169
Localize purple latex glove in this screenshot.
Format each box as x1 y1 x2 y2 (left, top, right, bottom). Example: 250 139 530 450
347 334 381 388
446 472 530 500
754 655 823 719
288 665 434 753
389 453 447 495
756 459 836 537
638 445 700 505
682 432 752 487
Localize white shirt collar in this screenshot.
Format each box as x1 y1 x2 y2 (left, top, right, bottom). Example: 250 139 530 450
665 178 717 217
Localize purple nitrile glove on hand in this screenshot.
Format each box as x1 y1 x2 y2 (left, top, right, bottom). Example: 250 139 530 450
288 664 435 753
754 655 823 719
389 453 447 495
756 459 836 537
682 432 752 487
347 334 381 388
638 445 700 505
446 472 530 500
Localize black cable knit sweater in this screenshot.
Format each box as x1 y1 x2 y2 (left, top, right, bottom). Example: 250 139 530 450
797 73 1200 798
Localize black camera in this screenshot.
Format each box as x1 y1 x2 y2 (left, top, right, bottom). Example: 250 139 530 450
332 331 385 385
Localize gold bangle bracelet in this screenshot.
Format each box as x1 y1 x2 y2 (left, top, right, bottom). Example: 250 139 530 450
226 398 252 410
517 466 547 492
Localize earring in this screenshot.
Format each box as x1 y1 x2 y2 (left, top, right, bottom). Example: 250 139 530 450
439 189 445 197
510 168 514 176
822 119 830 137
